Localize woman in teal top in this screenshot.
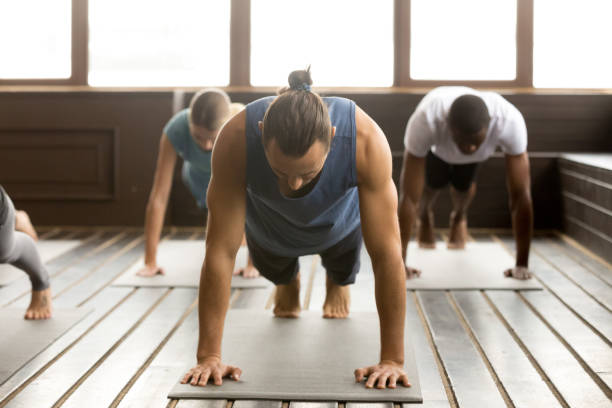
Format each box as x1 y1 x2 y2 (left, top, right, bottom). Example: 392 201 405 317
137 89 258 278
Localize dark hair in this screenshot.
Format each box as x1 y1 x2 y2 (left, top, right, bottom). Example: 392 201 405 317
262 67 332 157
448 94 490 138
189 88 231 131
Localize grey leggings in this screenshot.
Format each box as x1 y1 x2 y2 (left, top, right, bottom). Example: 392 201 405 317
0 188 49 291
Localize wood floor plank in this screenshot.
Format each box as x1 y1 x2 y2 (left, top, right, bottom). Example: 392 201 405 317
533 238 612 310
555 234 612 286
233 401 282 408
452 291 562 408
3 288 167 408
486 291 611 407
11 233 140 308
57 237 146 307
175 400 227 408
61 288 198 408
290 402 338 408
405 293 451 408
0 287 132 405
346 403 393 408
117 290 234 408
115 307 200 408
521 290 612 392
417 291 507 408
0 231 121 306
495 235 612 342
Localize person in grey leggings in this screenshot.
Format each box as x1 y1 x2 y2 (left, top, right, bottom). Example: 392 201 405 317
0 186 52 319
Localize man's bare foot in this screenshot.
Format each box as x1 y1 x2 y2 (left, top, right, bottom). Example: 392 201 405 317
233 256 260 279
323 276 350 318
25 288 52 320
136 264 164 277
447 212 467 249
273 273 301 318
15 210 38 241
417 211 436 249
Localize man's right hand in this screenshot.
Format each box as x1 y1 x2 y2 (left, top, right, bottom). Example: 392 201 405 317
136 264 164 277
405 265 421 279
181 356 242 386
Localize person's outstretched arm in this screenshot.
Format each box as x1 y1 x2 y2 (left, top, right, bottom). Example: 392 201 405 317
504 152 533 279
138 134 177 276
398 151 426 278
353 106 410 389
181 111 247 386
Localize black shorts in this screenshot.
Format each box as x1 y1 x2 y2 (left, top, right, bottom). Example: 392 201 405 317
425 151 480 192
246 227 363 286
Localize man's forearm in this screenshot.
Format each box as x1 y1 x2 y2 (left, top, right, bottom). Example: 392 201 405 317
372 254 406 363
511 192 533 267
196 247 234 361
398 198 417 263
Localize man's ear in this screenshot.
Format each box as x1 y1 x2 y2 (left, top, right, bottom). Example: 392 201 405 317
258 121 263 132
331 126 336 139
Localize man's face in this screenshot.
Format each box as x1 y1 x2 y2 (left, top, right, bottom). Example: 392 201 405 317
264 138 329 193
189 124 218 152
450 126 488 155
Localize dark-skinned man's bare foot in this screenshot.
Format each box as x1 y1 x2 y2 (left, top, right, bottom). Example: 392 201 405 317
323 276 350 318
417 210 436 249
15 210 38 241
447 211 468 249
25 288 52 319
273 273 301 318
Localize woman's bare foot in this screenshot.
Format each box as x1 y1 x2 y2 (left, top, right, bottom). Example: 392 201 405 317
323 276 350 318
417 211 436 249
15 210 38 241
447 212 468 249
25 288 52 320
273 273 301 318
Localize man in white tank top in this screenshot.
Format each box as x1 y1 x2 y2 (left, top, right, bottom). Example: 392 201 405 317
399 87 533 280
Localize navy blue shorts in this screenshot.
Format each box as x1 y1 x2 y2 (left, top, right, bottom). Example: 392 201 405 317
246 227 363 286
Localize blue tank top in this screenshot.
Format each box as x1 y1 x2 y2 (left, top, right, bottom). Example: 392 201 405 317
164 109 212 208
245 96 361 257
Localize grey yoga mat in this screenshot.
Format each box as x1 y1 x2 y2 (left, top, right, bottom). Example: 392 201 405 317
0 308 91 385
169 310 422 403
0 240 82 286
404 242 542 290
112 241 271 289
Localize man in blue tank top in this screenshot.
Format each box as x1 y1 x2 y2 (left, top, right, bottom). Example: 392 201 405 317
181 69 410 390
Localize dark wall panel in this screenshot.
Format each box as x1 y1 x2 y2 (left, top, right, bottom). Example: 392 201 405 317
0 90 610 228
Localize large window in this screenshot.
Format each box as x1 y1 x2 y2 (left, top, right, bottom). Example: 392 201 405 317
1 0 611 89
410 0 517 80
533 0 612 88
0 0 71 79
88 0 230 86
250 0 393 87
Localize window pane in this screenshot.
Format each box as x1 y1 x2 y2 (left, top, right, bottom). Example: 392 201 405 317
410 0 517 80
88 0 229 86
534 0 612 88
251 0 393 87
0 0 71 79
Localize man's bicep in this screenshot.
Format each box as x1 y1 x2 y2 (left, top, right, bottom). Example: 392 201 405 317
206 176 245 250
505 152 531 195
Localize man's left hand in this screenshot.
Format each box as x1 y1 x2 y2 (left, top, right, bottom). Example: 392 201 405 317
354 360 411 389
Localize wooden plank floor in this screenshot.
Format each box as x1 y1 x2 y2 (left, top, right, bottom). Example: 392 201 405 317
0 228 610 408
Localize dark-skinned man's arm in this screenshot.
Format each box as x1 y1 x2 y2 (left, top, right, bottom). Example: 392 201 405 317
353 106 411 389
398 151 426 278
181 111 247 386
504 152 533 279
